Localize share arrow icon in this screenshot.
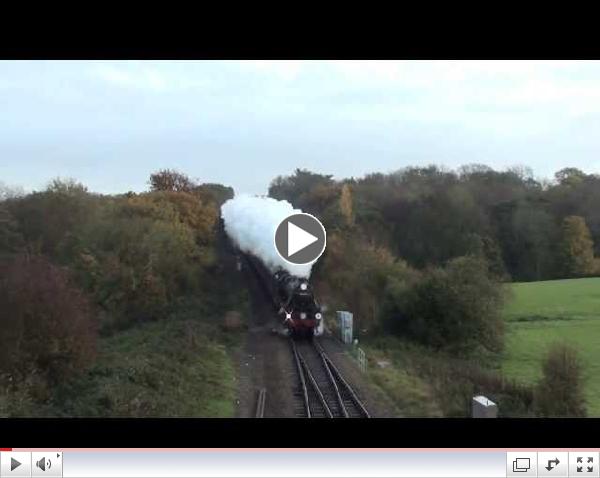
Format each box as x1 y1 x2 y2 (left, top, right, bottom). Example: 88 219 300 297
546 458 560 471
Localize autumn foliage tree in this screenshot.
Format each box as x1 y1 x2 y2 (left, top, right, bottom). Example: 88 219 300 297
560 216 595 277
137 191 219 244
74 191 219 328
339 183 354 227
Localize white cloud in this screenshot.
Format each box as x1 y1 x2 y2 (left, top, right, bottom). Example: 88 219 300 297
237 60 305 81
3 60 600 193
92 63 169 91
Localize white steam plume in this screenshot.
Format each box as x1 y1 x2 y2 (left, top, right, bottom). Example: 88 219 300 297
221 194 314 278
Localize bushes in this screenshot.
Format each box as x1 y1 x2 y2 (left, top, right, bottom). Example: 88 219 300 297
534 343 586 417
383 255 506 354
0 255 97 396
316 236 505 355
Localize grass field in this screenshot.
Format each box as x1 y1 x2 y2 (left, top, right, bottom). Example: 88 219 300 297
0 295 246 418
40 315 241 417
502 277 600 415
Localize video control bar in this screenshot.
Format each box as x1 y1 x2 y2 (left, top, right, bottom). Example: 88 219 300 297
0 450 598 478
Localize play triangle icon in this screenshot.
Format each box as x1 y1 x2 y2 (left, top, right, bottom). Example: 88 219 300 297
288 221 318 256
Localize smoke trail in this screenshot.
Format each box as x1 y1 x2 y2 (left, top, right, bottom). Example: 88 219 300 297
221 194 314 278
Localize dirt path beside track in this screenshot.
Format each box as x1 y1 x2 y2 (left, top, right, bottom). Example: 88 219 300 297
235 258 297 418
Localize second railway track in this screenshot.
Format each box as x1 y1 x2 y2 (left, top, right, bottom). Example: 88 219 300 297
291 337 370 418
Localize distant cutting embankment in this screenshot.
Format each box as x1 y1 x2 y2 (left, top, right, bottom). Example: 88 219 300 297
502 277 600 415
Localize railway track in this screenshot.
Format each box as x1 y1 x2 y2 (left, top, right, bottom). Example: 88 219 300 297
255 388 266 418
291 337 370 418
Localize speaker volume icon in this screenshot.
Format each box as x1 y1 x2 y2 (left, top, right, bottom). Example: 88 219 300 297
36 457 51 472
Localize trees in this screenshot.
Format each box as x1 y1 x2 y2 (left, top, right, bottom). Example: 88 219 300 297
136 191 219 245
0 204 24 255
193 183 234 207
46 177 88 195
74 192 218 328
391 178 488 268
6 178 97 260
0 181 25 201
555 167 586 187
269 169 334 210
510 202 559 281
149 169 196 193
149 170 234 208
560 216 595 277
3 174 227 331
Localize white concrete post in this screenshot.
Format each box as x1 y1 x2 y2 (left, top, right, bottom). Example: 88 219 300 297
472 395 498 418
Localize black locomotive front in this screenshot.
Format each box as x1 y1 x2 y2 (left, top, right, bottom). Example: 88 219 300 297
274 270 322 336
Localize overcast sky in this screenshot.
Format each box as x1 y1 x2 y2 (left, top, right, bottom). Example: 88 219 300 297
1 60 600 195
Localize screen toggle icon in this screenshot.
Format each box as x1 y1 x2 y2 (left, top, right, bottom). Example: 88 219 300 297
577 456 594 473
508 452 537 477
514 458 531 472
570 452 599 476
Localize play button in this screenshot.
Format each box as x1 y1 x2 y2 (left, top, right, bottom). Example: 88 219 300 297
287 221 318 256
1 453 31 476
274 213 326 265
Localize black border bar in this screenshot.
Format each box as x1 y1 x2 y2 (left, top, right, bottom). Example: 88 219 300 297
2 418 598 448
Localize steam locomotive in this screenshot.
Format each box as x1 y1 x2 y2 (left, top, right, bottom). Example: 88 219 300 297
244 254 323 337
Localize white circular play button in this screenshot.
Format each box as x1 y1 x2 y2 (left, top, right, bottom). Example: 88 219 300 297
274 213 326 265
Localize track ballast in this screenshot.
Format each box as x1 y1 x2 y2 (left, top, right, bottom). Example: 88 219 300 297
291 337 370 418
